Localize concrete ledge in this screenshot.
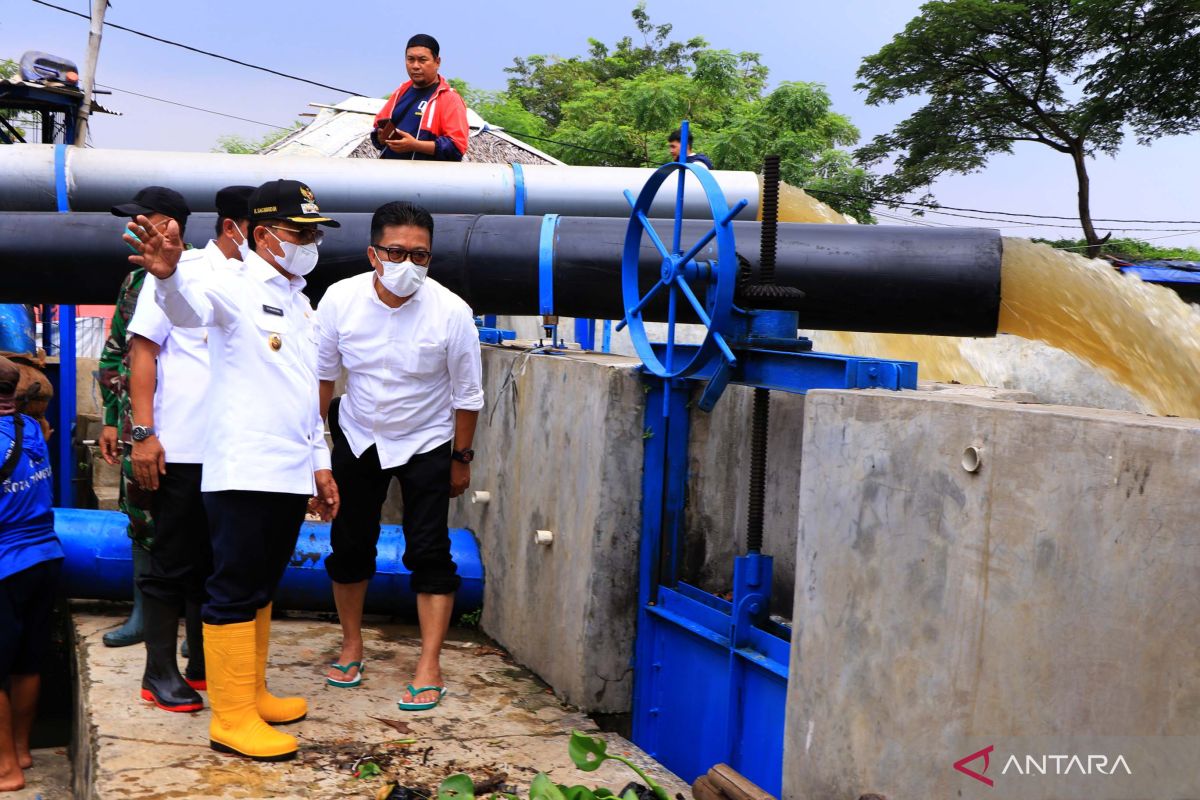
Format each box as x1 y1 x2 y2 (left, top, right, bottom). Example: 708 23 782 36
784 389 1200 798
72 606 683 799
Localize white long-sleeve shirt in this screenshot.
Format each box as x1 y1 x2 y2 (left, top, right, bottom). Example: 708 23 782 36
127 240 223 464
316 272 484 469
154 249 330 495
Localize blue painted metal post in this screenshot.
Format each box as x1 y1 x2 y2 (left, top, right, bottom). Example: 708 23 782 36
633 378 691 753
57 306 76 507
602 320 612 353
574 318 596 350
54 144 76 507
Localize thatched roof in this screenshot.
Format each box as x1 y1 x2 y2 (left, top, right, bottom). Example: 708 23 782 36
261 96 561 166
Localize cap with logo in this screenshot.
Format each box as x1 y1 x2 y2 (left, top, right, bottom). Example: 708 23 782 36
215 185 255 219
248 179 340 228
110 186 191 228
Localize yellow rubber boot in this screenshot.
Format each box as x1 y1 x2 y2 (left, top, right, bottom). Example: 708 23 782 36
255 604 307 724
204 621 297 761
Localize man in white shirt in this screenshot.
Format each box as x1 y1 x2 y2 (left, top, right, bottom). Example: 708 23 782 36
316 201 483 711
126 185 254 715
124 179 340 762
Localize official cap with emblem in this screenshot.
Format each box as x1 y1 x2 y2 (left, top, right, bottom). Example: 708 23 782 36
214 185 255 219
248 179 340 227
110 186 191 227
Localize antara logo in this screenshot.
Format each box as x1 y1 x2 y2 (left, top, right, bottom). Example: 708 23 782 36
954 745 1132 787
954 745 994 787
1001 753 1132 776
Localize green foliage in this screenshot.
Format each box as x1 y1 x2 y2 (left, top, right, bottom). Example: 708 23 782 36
1032 237 1200 262
856 0 1200 248
212 122 302 154
460 4 872 220
457 607 482 628
0 58 31 140
439 774 477 800
435 731 668 800
355 761 383 780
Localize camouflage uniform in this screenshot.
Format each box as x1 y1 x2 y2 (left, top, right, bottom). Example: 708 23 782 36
98 269 155 550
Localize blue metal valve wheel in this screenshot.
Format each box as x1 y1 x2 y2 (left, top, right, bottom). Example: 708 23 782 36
618 146 748 379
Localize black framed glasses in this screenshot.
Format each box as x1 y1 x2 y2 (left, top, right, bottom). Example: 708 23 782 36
372 245 432 266
269 225 324 245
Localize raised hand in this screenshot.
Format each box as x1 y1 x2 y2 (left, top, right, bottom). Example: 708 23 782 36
123 215 183 279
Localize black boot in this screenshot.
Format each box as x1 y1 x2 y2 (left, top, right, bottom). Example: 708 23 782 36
140 595 204 713
103 544 148 646
184 599 206 690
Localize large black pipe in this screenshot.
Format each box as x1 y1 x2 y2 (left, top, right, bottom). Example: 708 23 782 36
0 212 1002 336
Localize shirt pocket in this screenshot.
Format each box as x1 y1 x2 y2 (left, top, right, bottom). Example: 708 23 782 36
402 342 445 378
253 312 291 365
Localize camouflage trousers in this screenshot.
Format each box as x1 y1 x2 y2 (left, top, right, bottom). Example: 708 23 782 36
119 445 156 551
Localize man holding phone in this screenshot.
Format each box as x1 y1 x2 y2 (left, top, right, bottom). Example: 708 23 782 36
372 34 469 162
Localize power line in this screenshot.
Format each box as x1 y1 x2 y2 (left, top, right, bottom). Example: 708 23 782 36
30 0 363 96
97 83 291 129
803 186 1200 226
898 205 1200 233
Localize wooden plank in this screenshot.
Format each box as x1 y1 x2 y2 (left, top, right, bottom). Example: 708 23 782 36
707 764 776 800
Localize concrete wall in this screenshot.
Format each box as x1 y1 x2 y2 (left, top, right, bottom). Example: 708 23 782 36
683 384 806 617
784 389 1200 799
449 345 648 713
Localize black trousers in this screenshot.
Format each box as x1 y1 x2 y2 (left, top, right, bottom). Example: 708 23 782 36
325 399 460 595
0 559 61 680
202 490 307 625
139 462 213 608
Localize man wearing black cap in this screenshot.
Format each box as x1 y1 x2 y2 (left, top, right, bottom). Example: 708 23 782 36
97 186 191 651
371 34 469 161
123 185 255 715
125 178 340 762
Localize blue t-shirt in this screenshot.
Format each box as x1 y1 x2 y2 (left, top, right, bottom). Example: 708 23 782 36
379 83 440 161
0 414 62 580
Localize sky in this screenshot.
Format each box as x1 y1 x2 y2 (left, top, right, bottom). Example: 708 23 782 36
3 0 1198 248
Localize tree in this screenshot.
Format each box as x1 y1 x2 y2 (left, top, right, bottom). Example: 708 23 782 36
0 58 32 142
212 123 301 154
856 0 1200 257
491 3 874 220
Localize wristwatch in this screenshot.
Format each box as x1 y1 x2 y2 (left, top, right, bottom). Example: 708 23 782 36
451 448 475 464
131 425 155 442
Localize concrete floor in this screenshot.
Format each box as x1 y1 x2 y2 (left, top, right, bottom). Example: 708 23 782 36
72 605 684 800
8 748 72 799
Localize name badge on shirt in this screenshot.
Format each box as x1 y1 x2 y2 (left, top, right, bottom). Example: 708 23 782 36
262 304 284 317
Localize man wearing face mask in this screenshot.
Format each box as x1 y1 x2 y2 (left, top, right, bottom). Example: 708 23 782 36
98 186 192 650
124 185 254 714
315 202 482 710
125 178 340 762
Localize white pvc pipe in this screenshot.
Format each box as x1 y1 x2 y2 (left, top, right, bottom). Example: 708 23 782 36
0 144 762 220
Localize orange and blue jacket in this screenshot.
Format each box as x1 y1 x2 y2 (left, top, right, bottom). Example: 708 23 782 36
372 74 469 162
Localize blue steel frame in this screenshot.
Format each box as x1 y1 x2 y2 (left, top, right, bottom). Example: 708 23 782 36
632 346 916 795
627 121 917 796
55 143 76 506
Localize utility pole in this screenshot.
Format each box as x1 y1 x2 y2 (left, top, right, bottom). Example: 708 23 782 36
76 0 108 146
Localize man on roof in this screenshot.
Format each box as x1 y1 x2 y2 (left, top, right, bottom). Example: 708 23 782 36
372 34 469 162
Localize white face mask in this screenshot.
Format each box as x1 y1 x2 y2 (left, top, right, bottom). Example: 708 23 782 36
267 228 319 277
375 254 428 297
229 225 249 260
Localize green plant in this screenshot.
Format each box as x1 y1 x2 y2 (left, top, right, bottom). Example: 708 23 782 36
435 731 668 800
459 608 482 628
